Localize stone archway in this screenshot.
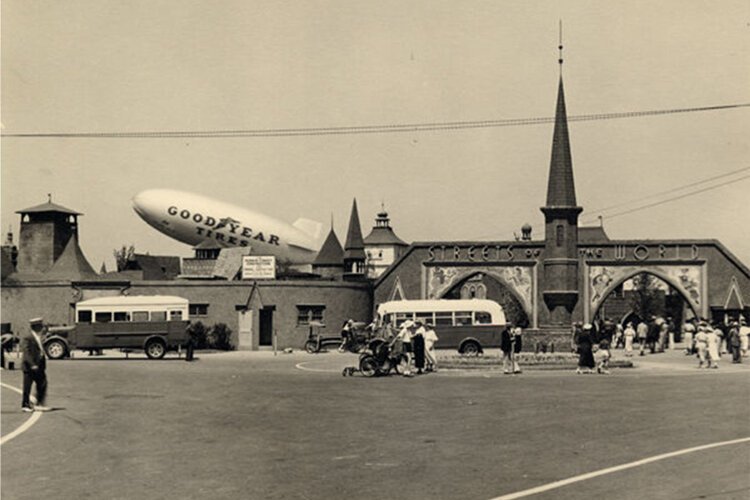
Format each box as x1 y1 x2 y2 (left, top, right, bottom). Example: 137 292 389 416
587 264 703 323
440 271 531 328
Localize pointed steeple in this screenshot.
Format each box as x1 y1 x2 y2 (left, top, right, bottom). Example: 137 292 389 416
545 76 577 207
313 228 344 266
343 199 366 260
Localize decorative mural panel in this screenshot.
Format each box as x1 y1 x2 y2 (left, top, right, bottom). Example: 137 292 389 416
588 264 703 315
425 265 534 315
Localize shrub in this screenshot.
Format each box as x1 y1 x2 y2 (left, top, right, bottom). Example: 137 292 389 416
187 321 208 349
208 323 234 351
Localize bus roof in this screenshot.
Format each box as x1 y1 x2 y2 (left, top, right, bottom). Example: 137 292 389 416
376 299 504 314
76 295 189 308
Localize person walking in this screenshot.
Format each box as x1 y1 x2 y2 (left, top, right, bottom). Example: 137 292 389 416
623 322 636 357
706 324 720 369
637 321 648 356
501 325 515 374
695 324 709 368
740 317 750 358
728 322 742 364
412 321 426 374
511 326 523 374
576 324 596 374
394 320 414 376
21 317 51 412
596 339 612 374
682 320 696 355
423 323 439 372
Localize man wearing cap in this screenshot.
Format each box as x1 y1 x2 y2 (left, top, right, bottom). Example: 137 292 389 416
21 317 50 412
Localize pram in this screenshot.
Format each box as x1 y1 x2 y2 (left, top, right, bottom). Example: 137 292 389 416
342 336 409 377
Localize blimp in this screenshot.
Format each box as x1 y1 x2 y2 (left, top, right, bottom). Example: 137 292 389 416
132 189 323 264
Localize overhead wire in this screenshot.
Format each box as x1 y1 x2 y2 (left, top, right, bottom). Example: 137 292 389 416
1 103 748 139
580 166 750 223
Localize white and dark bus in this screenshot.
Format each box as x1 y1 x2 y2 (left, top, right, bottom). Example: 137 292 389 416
45 295 190 359
375 299 506 354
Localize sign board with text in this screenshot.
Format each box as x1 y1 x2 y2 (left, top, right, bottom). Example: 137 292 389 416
242 256 276 280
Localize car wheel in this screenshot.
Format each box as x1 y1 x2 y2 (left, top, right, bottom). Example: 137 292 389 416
359 355 379 377
304 340 318 354
145 339 166 359
45 339 67 360
460 340 481 356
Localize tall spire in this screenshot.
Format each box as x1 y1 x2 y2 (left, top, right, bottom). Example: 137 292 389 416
343 199 365 260
545 30 578 208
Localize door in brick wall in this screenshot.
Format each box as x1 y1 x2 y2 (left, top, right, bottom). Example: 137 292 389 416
238 309 253 349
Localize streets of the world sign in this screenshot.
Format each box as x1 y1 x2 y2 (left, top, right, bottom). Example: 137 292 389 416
242 256 276 280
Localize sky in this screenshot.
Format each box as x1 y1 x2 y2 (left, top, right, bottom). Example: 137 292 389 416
2 0 749 271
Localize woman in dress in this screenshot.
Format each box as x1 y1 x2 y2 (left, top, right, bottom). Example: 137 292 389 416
623 322 636 357
576 324 596 374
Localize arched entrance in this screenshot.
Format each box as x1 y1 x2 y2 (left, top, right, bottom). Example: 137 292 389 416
592 271 699 339
442 272 531 328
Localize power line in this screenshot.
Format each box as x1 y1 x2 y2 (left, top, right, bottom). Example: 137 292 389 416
581 166 750 222
2 103 748 139
593 173 750 221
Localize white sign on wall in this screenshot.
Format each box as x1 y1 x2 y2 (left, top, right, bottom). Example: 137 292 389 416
242 256 276 280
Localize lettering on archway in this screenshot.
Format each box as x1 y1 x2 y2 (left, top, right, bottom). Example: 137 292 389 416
425 265 534 317
588 265 703 318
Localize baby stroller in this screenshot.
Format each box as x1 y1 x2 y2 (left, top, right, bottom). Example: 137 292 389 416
343 337 409 377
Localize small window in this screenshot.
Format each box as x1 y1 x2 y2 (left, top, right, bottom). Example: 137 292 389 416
189 304 209 317
297 305 325 326
454 312 472 326
416 312 433 325
150 311 167 322
169 310 183 321
132 311 149 322
77 310 92 323
113 312 129 322
556 225 564 247
434 312 452 326
95 312 112 323
475 312 492 324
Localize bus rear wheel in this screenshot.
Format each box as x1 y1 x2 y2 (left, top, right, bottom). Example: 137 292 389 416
460 340 482 356
145 339 166 359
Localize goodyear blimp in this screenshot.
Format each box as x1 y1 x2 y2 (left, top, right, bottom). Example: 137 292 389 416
132 189 323 264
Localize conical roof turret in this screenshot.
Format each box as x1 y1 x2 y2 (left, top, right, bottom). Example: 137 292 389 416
313 228 344 266
545 76 578 208
343 199 366 260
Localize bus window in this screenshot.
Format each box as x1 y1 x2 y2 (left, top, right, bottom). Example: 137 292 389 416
95 312 113 323
113 312 129 322
454 312 472 326
416 312 433 324
434 312 452 326
475 312 492 324
150 311 167 322
394 313 413 327
132 311 149 322
169 310 183 321
77 310 92 323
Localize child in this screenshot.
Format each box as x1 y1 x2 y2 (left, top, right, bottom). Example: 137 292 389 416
596 340 612 374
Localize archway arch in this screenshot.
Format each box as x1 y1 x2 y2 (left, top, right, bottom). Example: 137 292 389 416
441 271 531 328
590 268 700 325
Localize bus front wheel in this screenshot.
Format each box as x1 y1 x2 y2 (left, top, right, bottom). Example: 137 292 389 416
145 339 167 359
45 339 68 360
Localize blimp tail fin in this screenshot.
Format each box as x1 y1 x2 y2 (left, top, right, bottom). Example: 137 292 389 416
292 218 323 240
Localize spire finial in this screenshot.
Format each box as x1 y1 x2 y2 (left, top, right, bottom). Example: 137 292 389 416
47 193 52 203
558 20 564 71
330 212 334 230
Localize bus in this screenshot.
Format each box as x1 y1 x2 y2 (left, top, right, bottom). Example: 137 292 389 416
375 299 506 354
44 295 190 360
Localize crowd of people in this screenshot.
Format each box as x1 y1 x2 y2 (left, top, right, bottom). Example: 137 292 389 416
573 315 749 372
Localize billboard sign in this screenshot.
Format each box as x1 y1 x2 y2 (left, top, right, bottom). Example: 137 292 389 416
242 256 276 280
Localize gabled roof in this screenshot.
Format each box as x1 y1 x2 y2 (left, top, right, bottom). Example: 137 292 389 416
313 228 344 266
343 199 366 260
123 254 181 280
43 235 97 280
193 239 229 250
545 77 578 208
16 201 82 216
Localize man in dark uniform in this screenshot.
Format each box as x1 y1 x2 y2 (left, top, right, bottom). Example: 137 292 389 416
21 317 50 412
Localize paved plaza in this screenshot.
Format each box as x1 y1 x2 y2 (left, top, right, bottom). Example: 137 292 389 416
2 349 749 500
